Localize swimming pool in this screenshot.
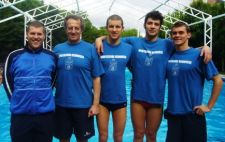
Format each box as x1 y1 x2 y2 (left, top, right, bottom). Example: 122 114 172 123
0 73 225 142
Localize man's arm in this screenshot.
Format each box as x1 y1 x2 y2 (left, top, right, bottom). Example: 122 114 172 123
88 77 101 117
95 36 107 54
207 75 223 109
194 74 223 115
199 45 212 63
3 53 14 100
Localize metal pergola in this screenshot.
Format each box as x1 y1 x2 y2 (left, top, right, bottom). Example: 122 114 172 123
0 0 214 50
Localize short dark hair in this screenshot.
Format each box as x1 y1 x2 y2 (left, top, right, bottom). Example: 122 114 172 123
144 11 164 26
26 20 46 34
106 14 124 28
171 21 191 33
64 15 84 31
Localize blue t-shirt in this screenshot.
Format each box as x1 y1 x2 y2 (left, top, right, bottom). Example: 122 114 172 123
166 47 219 114
54 40 104 108
122 37 174 104
100 40 133 104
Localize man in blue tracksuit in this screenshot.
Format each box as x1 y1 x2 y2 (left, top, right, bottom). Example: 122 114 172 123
3 21 57 142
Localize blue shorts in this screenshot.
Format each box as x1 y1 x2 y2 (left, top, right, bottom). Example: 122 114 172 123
164 111 207 142
100 102 127 111
10 112 54 142
53 106 95 140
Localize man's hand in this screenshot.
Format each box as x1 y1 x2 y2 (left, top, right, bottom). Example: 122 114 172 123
194 105 210 116
95 36 106 55
200 45 212 63
88 104 100 117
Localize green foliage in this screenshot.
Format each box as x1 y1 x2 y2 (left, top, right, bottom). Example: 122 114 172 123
0 0 44 63
82 18 100 43
52 28 67 47
122 29 138 37
191 0 225 71
166 0 225 71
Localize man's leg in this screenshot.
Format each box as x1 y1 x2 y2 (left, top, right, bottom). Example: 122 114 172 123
165 113 182 142
34 112 54 142
112 107 127 142
146 105 163 142
73 108 95 142
53 106 73 142
131 102 146 142
97 104 110 142
183 114 207 142
10 114 33 142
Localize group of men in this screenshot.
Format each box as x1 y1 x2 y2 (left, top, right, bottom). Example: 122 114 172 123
2 10 223 142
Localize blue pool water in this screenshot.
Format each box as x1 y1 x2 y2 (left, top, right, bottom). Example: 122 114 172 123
0 72 225 142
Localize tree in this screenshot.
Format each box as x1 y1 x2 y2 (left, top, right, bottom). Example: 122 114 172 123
190 0 225 72
0 0 43 63
162 0 225 72
122 29 138 37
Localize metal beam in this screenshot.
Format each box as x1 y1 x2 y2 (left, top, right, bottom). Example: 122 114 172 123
163 15 187 24
152 0 211 20
152 0 212 48
0 0 25 9
212 13 225 20
26 1 75 18
39 11 87 26
46 20 64 31
0 0 32 23
109 0 116 14
40 11 74 26
45 29 52 50
138 0 170 20
26 4 60 18
45 11 87 31
75 0 80 12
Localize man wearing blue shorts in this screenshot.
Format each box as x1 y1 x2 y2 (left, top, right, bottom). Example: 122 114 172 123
53 15 104 142
3 20 57 142
95 11 212 142
165 21 223 142
97 14 133 142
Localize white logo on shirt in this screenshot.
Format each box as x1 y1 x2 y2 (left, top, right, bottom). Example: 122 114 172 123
172 63 179 76
109 59 117 71
168 60 192 64
138 49 163 55
101 55 127 59
59 53 84 59
145 56 154 66
65 56 74 70
168 60 192 76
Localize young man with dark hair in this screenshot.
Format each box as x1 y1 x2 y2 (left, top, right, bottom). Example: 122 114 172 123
165 21 223 142
53 15 104 142
95 11 212 142
3 20 57 142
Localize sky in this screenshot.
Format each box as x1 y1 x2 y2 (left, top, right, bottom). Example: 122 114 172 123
43 0 196 33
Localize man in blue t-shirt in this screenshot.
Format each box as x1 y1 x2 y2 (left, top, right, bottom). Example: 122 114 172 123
165 21 223 142
95 11 212 142
96 14 133 142
53 15 104 142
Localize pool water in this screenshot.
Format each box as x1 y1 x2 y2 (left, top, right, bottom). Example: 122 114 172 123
0 72 225 142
